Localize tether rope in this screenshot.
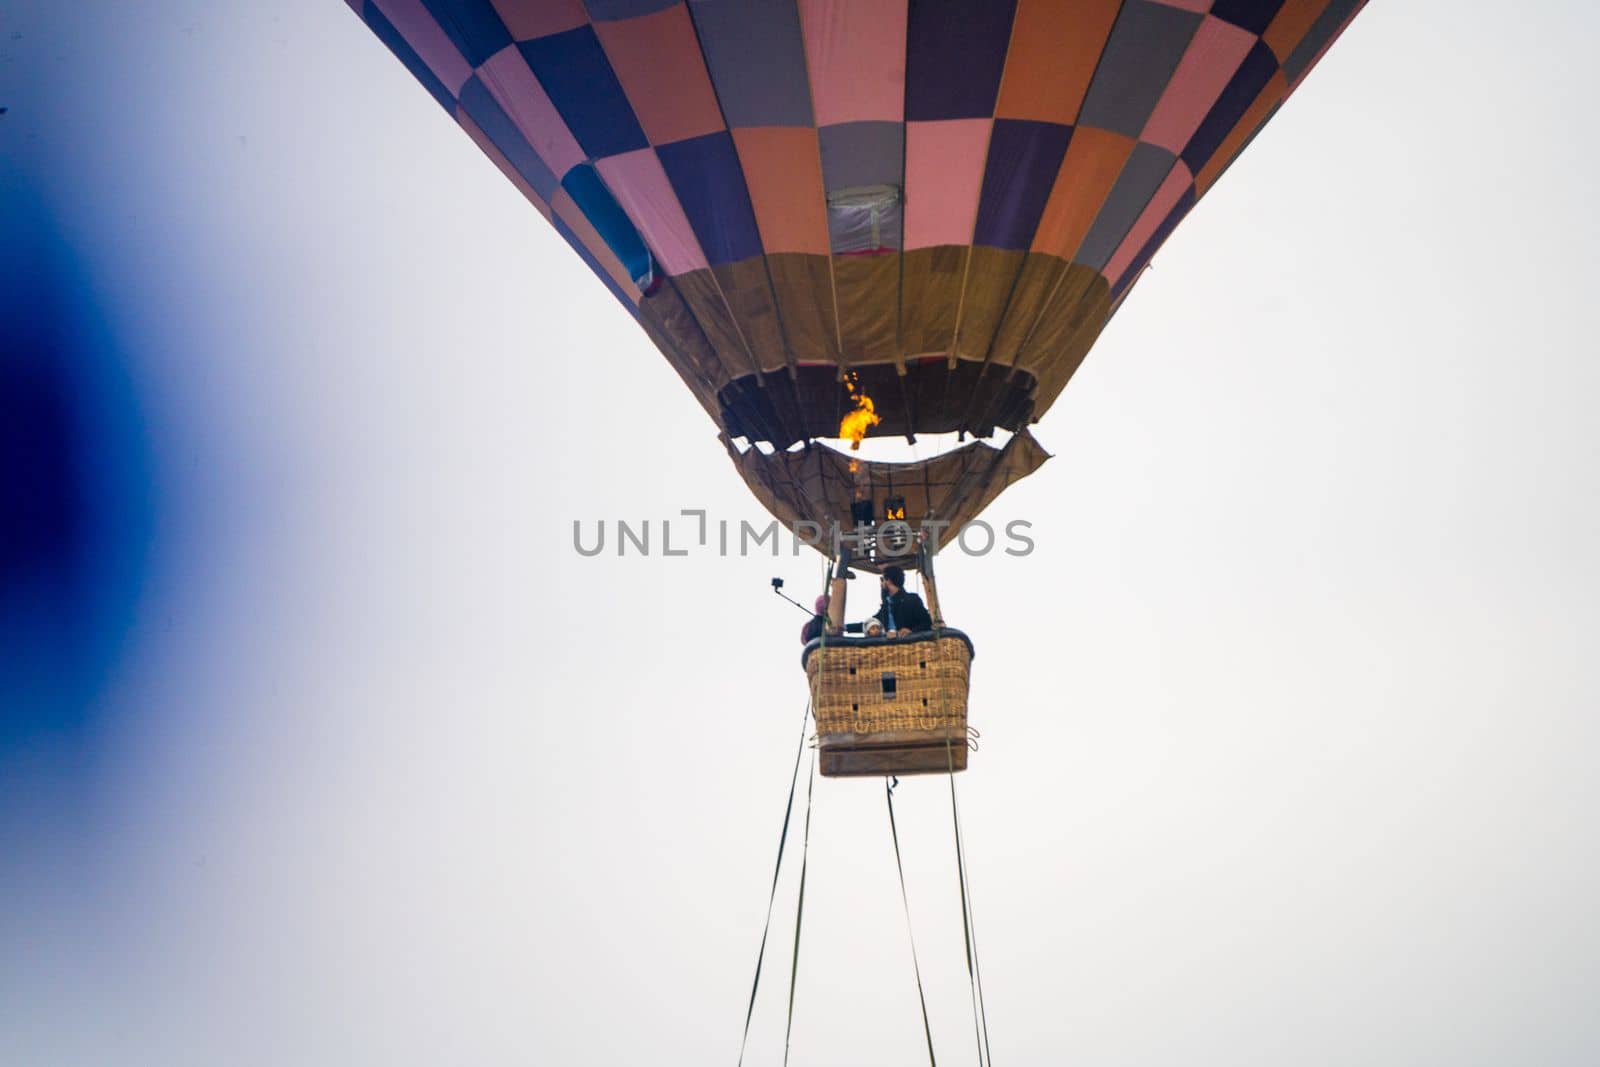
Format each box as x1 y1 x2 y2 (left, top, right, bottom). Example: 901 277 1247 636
947 741 993 1067
783 745 818 1066
886 776 940 1066
736 699 812 1067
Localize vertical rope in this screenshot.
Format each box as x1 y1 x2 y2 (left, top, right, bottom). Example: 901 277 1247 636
947 741 993 1067
737 700 813 1067
783 747 818 1066
886 777 940 1065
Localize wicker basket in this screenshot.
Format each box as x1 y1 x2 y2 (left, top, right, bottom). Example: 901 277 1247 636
801 629 975 778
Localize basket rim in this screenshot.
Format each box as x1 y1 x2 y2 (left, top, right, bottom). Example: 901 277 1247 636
801 627 975 670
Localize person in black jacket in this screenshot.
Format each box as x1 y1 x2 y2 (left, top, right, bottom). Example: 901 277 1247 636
872 565 933 638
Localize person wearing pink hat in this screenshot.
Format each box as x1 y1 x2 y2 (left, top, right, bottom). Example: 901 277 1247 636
800 594 831 644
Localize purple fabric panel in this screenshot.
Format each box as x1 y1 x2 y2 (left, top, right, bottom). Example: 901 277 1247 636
656 132 764 266
518 26 648 159
1179 38 1277 173
363 3 457 111
372 0 475 95
1208 0 1286 34
905 0 1018 121
419 0 513 66
973 120 1073 251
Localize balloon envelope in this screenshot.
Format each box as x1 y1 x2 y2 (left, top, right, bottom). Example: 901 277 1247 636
351 0 1368 537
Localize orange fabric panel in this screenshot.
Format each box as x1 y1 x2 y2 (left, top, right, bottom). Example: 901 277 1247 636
1194 69 1288 196
731 127 831 256
994 0 1122 125
595 5 724 146
1030 126 1136 261
1263 0 1332 62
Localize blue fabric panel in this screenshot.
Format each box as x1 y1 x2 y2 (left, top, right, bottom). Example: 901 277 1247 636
905 0 1018 121
419 0 513 67
1180 39 1278 174
687 0 814 128
1283 0 1363 84
1077 1 1204 138
973 120 1073 251
1209 0 1287 35
551 212 639 313
365 4 457 112
519 27 648 159
656 132 764 266
1110 186 1196 300
586 0 679 20
457 74 560 200
561 165 653 286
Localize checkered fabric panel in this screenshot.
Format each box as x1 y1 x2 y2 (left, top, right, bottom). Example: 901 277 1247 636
350 0 1369 436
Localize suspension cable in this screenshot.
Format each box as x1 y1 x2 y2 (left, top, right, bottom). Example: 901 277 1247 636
783 745 818 1066
947 741 993 1066
886 776 939 1066
736 700 813 1067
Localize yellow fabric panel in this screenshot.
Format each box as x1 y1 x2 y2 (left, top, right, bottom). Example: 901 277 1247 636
666 269 759 380
1019 264 1110 414
951 247 1026 363
766 252 840 365
900 245 969 358
832 253 901 364
712 257 790 376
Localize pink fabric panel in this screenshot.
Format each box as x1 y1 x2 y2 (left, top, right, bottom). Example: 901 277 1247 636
595 149 709 276
904 120 990 250
477 46 586 179
1149 0 1213 11
1141 16 1256 153
798 0 908 125
372 0 474 95
1103 161 1193 283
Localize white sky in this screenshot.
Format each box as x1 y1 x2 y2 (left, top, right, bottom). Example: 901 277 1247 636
3 2 1599 1064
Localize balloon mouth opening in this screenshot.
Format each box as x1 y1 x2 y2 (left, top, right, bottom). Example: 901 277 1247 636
716 361 1038 455
728 427 1019 466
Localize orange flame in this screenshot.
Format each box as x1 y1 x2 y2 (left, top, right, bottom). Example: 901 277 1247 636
838 372 880 451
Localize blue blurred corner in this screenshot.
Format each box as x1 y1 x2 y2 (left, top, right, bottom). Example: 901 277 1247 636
1 184 157 742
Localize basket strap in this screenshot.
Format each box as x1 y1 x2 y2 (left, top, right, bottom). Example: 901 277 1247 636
886 777 940 1066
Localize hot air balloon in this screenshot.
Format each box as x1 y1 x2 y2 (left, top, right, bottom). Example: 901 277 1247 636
348 0 1368 775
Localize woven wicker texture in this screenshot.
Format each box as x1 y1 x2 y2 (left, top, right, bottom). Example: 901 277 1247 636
807 634 970 737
